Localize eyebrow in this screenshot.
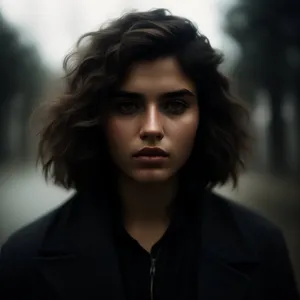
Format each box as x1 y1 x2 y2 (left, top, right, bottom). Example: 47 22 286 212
162 89 196 98
113 88 196 99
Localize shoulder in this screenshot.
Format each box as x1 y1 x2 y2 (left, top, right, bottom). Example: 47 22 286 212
1 208 57 259
208 191 286 249
207 192 299 297
0 194 76 269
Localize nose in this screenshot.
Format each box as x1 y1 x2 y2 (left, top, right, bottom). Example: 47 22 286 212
139 104 164 141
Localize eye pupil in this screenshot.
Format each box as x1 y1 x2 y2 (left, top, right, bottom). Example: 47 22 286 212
116 101 138 114
165 100 187 114
122 103 134 110
113 99 189 115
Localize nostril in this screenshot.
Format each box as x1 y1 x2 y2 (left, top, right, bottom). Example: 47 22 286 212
140 131 164 140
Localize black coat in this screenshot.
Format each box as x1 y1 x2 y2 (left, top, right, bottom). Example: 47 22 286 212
0 188 299 300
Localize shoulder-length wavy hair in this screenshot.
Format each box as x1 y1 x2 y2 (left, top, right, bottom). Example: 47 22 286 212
35 9 252 191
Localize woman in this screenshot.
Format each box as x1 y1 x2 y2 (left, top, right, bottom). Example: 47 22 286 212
0 8 298 300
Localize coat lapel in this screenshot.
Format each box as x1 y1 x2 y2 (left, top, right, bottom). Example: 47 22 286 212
33 186 260 300
198 191 260 300
34 188 125 300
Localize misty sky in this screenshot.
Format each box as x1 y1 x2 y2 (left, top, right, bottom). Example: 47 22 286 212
1 0 237 71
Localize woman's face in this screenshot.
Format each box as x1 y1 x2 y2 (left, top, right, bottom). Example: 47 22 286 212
105 57 199 183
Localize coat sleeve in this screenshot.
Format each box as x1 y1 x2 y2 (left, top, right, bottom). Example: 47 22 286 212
266 228 300 299
0 210 60 298
0 237 34 295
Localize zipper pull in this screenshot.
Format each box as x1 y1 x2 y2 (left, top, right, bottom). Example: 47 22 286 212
150 257 156 300
150 257 156 276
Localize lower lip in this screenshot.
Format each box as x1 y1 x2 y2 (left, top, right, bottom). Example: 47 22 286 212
133 156 168 163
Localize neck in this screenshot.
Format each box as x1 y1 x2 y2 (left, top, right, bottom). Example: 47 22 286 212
117 175 179 223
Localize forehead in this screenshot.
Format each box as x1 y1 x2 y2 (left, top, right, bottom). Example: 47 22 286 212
121 57 196 95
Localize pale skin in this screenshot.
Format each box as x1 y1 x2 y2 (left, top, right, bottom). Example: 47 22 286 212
105 57 199 251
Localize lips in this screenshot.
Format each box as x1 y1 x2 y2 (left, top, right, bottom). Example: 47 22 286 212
133 147 169 158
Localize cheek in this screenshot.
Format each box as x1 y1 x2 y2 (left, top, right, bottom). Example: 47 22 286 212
106 119 134 148
170 113 199 139
169 113 199 154
179 123 198 146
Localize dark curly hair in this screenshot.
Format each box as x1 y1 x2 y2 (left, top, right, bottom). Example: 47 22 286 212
35 8 252 191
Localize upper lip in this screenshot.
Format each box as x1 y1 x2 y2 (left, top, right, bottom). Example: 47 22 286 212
133 147 169 157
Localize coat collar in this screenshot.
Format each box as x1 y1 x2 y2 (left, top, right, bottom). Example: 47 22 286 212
33 186 259 300
198 191 259 299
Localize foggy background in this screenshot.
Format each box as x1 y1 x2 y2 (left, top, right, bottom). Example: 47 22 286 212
0 0 299 288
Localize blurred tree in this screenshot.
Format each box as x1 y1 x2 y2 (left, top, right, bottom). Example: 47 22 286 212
283 1 300 172
225 0 300 174
0 13 46 163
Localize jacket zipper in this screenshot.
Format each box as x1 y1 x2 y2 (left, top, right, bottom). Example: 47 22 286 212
150 256 156 300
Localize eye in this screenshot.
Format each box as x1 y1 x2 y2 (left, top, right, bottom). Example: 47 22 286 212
114 100 140 115
163 100 189 115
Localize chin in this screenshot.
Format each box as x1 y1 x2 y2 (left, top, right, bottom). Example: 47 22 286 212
131 169 174 183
